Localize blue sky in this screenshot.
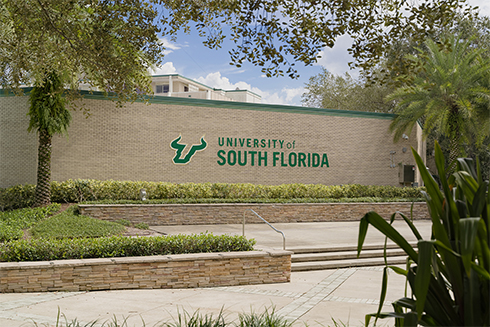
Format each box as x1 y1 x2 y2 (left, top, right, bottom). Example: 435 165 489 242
152 1 489 106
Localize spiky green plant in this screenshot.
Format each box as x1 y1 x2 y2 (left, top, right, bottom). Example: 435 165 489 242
357 141 489 326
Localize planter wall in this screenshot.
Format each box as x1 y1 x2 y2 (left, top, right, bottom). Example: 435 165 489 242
79 202 429 225
0 250 291 293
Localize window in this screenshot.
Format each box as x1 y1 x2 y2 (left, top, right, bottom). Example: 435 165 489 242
184 86 189 92
156 84 169 94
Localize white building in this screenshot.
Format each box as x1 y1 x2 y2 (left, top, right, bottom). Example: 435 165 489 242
150 74 262 103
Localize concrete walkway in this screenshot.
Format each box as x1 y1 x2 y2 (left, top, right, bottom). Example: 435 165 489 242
0 220 432 327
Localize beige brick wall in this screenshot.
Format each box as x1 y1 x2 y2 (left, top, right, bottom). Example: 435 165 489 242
0 95 38 187
1 94 424 188
0 250 291 293
78 202 429 225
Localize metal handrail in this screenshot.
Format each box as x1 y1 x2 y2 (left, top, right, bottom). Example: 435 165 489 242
243 209 286 250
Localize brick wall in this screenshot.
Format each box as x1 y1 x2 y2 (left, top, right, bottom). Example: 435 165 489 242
79 202 429 225
1 93 425 188
0 250 291 293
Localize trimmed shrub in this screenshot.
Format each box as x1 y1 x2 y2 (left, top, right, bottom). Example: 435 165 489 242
0 233 256 262
1 180 425 210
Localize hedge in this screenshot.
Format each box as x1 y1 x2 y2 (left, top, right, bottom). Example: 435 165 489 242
0 179 425 211
0 233 256 262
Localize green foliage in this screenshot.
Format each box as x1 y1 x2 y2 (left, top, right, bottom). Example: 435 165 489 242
1 0 162 104
161 309 226 327
387 35 490 170
115 219 132 227
357 142 489 326
160 0 474 80
0 204 60 242
31 306 293 327
30 207 125 239
0 183 36 211
0 233 256 262
1 180 425 210
302 68 395 113
134 222 149 230
236 307 292 327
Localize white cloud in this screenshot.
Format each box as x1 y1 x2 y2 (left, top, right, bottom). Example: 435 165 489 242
469 0 490 16
151 62 178 75
315 34 359 77
159 38 182 56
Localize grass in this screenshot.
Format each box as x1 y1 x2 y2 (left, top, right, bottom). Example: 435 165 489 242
30 207 125 239
0 204 61 242
28 307 295 327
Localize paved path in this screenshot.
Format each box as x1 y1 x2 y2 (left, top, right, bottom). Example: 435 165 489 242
0 220 432 327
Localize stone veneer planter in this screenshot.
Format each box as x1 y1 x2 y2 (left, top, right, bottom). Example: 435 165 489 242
0 250 291 293
78 202 429 226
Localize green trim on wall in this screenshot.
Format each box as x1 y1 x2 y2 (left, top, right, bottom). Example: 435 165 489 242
1 87 395 120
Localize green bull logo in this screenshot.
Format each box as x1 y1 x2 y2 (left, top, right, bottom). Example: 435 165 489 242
170 135 207 164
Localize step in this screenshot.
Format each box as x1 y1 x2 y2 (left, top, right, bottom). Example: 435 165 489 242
292 248 407 263
291 256 408 272
288 242 417 255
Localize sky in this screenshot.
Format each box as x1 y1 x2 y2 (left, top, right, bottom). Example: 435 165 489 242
152 1 490 107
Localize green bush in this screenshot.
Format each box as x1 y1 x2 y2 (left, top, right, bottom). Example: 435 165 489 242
1 180 425 210
0 233 256 262
134 222 149 230
358 142 489 326
30 207 125 239
0 204 60 242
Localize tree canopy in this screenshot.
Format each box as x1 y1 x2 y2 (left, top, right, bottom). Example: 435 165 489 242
156 0 478 80
302 68 395 112
387 35 490 172
0 0 163 102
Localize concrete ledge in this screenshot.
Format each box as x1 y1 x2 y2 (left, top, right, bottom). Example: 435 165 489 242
0 250 291 293
78 202 429 225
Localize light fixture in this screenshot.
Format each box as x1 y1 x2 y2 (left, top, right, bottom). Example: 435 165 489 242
402 134 409 140
139 189 147 201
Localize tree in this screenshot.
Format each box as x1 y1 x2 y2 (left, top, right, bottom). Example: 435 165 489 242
157 0 477 80
387 35 490 174
1 0 163 101
27 72 71 207
0 0 163 205
301 68 395 112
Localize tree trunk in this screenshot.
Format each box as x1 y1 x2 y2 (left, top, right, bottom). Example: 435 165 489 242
447 105 461 177
34 129 52 207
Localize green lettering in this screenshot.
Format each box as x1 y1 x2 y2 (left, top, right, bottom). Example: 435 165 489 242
289 152 297 167
273 152 280 166
247 138 252 147
261 139 266 148
298 152 306 167
239 138 245 147
278 140 284 148
228 150 237 166
249 151 257 166
312 153 320 167
308 153 311 167
258 151 267 166
217 150 226 165
238 151 247 166
321 154 329 167
280 152 287 167
253 139 259 147
226 138 233 147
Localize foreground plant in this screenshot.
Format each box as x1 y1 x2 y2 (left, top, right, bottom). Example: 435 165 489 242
357 141 489 326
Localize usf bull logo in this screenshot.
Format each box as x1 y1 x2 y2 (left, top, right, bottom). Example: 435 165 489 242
170 135 207 164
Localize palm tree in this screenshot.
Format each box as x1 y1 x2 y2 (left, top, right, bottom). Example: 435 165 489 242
27 72 71 206
387 35 490 173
